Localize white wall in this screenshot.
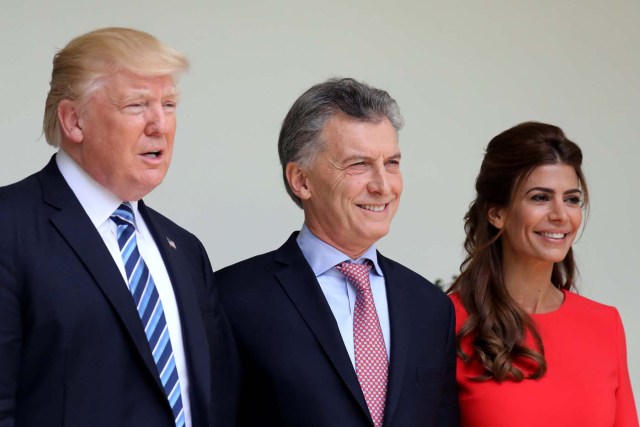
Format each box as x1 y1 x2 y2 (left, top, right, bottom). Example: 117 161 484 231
2 0 638 404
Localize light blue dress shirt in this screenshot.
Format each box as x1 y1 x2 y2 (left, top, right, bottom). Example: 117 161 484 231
296 224 391 366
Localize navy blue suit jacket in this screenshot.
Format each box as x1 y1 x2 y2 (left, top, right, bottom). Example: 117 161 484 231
0 156 238 426
215 233 459 426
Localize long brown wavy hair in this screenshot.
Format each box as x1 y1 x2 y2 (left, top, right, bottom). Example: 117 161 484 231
448 121 589 382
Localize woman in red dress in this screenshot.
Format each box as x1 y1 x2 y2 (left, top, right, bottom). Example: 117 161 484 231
448 121 638 426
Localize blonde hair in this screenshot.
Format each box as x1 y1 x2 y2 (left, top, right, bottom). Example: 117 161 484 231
43 27 189 147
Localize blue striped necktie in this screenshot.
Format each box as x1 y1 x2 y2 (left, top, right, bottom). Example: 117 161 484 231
111 202 185 427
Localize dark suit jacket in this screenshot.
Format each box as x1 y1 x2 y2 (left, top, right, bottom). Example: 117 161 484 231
0 156 238 427
215 232 459 427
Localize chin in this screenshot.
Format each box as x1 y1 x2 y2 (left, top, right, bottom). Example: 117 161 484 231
123 184 162 201
540 252 571 264
361 227 390 243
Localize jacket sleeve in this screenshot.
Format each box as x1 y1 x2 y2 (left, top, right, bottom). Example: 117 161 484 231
0 245 20 426
437 298 461 427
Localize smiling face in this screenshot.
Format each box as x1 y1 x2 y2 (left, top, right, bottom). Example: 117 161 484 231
61 71 179 201
489 163 583 268
292 112 402 258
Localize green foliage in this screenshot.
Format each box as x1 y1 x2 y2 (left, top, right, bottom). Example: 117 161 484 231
433 275 458 292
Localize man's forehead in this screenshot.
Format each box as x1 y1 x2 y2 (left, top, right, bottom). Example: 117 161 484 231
324 126 399 155
104 72 178 96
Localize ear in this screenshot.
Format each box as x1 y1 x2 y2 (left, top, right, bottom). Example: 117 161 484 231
487 205 507 229
286 162 312 201
57 99 84 144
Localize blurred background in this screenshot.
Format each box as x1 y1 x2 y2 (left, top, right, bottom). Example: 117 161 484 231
1 0 638 401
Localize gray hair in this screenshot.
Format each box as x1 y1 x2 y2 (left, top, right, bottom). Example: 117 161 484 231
278 77 404 208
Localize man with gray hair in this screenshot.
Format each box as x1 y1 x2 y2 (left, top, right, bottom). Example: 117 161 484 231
0 28 237 426
216 78 459 426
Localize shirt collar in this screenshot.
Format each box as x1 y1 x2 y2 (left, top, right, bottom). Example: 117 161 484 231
296 224 383 277
56 149 139 228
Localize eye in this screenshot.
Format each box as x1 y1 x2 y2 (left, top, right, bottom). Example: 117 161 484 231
345 161 367 174
385 159 401 172
346 161 367 171
163 101 177 111
122 102 146 113
531 193 550 202
565 195 583 206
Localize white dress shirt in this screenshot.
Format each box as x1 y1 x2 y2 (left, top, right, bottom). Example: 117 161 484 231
296 224 391 365
56 150 192 427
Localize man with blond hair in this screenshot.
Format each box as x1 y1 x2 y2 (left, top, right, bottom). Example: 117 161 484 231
0 28 237 426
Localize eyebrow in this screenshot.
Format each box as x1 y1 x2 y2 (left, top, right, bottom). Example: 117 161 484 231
115 86 180 100
110 91 181 108
342 152 402 163
525 186 582 195
162 88 180 100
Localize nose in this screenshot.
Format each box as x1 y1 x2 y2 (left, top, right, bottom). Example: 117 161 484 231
367 164 391 195
144 104 167 136
548 197 569 222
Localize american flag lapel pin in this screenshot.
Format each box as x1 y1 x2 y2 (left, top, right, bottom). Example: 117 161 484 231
166 237 177 250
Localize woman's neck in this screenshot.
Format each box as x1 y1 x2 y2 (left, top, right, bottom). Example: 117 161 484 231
502 257 564 315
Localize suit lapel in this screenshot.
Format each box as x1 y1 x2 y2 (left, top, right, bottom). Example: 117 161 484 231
378 254 411 427
274 234 371 419
39 158 165 395
139 202 211 426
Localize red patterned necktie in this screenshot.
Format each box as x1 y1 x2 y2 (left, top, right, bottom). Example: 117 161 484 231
337 261 388 427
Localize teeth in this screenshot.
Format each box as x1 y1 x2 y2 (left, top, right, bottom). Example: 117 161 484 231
360 204 385 212
146 152 158 158
539 232 565 239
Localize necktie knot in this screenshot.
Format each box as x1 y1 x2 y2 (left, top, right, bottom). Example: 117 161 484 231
336 261 372 293
110 202 136 229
